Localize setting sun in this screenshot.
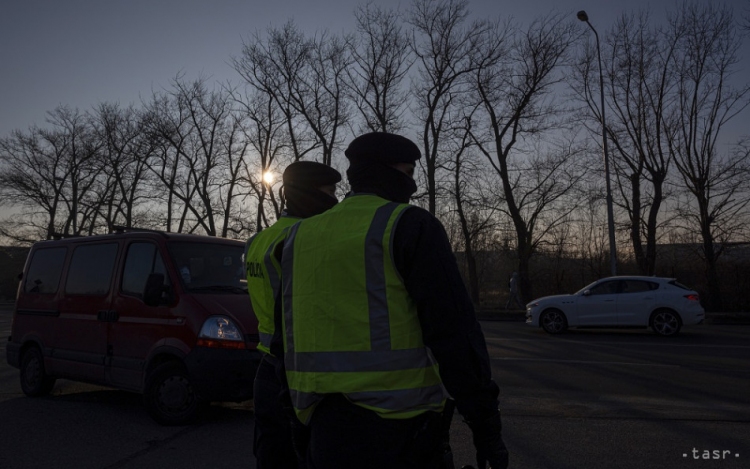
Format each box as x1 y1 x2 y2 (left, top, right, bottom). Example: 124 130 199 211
262 171 274 184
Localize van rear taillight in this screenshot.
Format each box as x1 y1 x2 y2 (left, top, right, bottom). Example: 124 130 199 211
684 294 700 301
196 338 247 349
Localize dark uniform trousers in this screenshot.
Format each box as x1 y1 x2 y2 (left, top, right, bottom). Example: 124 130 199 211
254 355 308 469
305 393 443 469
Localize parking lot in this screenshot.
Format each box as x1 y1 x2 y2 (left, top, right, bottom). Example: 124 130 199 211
1 304 749 468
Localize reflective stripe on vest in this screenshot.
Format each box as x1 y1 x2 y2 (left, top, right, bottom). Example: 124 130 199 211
281 195 447 423
246 216 299 355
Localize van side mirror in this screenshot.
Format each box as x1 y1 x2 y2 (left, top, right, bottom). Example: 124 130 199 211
582 289 591 297
144 273 168 306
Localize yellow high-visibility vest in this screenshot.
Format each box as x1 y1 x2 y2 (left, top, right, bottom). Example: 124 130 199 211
246 216 300 355
281 194 446 424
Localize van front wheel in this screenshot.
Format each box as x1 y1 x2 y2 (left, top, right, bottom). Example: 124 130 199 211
144 361 203 425
20 346 56 397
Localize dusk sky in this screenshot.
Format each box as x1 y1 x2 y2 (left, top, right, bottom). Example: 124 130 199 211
1 0 747 139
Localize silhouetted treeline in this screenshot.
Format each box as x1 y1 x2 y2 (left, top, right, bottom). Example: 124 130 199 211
1 0 748 310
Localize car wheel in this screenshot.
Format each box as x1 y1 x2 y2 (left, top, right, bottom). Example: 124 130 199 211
541 309 568 334
20 346 56 397
651 309 682 337
144 361 203 426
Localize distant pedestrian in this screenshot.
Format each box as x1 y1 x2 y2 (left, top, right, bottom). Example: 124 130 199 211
505 271 523 310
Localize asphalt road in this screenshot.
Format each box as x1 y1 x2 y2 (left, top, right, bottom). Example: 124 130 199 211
1 304 748 468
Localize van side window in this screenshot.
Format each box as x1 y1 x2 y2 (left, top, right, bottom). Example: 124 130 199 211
121 242 168 297
65 243 119 295
24 247 67 294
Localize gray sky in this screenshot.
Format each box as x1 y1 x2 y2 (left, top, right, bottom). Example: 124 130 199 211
0 0 747 138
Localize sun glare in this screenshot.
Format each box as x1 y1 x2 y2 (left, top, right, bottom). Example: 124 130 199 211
263 171 274 184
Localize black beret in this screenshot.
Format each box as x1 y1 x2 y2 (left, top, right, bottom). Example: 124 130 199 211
344 132 421 165
282 161 342 188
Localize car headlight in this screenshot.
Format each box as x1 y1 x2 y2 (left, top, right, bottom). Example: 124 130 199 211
197 316 246 349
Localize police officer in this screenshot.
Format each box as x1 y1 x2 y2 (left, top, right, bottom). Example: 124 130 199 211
280 133 508 469
246 160 341 469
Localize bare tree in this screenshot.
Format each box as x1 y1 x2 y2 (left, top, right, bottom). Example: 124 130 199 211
47 106 104 236
572 186 611 281
408 0 486 214
0 106 108 239
228 85 290 231
0 127 67 241
141 89 194 232
574 11 681 275
234 22 316 163
447 111 503 304
664 2 750 310
347 2 412 133
142 76 246 236
173 77 248 236
469 13 582 302
90 102 154 230
177 78 224 236
300 31 353 166
408 0 502 215
217 101 255 238
233 21 334 165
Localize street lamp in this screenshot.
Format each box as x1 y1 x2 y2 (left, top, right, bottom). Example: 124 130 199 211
578 10 617 276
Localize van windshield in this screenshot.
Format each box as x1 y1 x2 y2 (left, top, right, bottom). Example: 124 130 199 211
167 241 247 294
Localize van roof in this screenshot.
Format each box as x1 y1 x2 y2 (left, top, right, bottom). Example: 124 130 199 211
31 230 245 248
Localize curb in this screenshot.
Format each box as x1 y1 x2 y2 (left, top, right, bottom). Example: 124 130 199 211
476 311 527 322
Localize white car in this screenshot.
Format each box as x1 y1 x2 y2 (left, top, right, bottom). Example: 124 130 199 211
525 276 705 336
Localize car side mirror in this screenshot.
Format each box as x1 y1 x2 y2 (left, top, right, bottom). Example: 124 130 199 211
582 289 591 297
144 273 168 306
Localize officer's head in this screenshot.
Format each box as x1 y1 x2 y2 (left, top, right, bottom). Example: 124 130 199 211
282 161 342 218
344 132 421 203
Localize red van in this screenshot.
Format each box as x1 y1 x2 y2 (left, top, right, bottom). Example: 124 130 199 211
5 228 260 425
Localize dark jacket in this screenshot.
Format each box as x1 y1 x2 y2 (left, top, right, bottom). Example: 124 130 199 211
391 204 499 422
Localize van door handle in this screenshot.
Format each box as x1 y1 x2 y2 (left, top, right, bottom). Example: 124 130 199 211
97 310 119 322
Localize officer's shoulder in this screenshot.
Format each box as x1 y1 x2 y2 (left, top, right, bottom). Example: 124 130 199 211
399 204 443 228
402 204 436 218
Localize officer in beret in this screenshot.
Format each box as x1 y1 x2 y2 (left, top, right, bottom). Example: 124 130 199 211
246 160 341 469
279 133 508 468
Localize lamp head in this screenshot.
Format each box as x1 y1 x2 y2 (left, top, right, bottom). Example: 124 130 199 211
577 10 589 22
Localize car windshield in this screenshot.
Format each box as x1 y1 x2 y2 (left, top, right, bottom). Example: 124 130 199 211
167 241 247 293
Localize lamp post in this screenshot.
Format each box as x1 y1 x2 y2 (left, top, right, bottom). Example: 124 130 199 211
578 10 617 276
